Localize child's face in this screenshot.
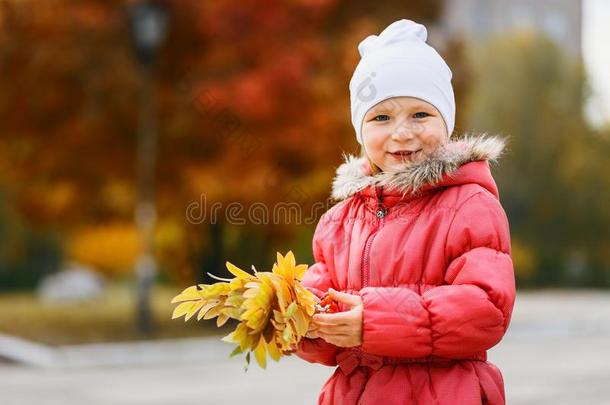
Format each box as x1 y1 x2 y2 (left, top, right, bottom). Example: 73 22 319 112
361 96 449 173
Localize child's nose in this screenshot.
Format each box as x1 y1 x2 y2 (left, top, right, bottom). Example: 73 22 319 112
391 121 415 140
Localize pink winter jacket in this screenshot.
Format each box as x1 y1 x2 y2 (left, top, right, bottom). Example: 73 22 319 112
295 135 516 405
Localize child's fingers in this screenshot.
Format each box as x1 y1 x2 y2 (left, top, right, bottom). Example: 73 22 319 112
313 312 353 325
328 288 361 306
305 321 319 338
307 322 318 332
313 320 351 328
318 332 351 347
305 329 319 339
314 320 353 333
313 320 351 331
317 329 346 338
316 326 350 336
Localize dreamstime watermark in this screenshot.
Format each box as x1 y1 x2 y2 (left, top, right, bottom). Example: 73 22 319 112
185 193 416 226
186 193 333 225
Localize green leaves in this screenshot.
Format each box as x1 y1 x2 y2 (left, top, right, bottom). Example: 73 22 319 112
285 301 297 318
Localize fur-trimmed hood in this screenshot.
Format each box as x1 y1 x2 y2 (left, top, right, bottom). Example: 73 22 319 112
331 134 508 202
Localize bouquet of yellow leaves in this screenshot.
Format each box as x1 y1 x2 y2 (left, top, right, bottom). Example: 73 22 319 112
171 251 318 371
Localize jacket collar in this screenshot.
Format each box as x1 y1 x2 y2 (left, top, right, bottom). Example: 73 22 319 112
331 134 508 204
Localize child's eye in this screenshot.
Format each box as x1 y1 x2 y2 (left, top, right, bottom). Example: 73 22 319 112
413 112 429 119
373 114 390 122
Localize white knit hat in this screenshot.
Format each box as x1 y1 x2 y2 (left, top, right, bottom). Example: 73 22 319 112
349 19 456 145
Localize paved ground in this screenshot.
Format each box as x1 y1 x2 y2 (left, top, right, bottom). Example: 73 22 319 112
1 290 609 405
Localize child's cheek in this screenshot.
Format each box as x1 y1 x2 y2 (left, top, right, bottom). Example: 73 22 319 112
368 127 385 146
363 128 386 161
420 131 443 153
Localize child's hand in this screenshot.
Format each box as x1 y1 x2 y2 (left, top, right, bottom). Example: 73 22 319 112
312 288 363 348
305 321 320 339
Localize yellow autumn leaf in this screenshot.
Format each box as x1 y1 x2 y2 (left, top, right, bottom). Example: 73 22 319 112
243 287 259 299
202 304 222 320
170 285 203 303
197 301 220 321
266 338 282 362
203 283 231 298
294 264 308 280
224 294 245 307
253 337 267 369
221 306 243 320
226 261 253 279
293 309 309 336
216 313 230 327
184 300 205 321
284 251 296 267
172 301 197 319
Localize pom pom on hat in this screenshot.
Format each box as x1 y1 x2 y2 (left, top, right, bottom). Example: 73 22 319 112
358 20 427 57
349 19 455 145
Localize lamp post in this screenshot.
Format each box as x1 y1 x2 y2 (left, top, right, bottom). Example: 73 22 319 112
128 0 168 334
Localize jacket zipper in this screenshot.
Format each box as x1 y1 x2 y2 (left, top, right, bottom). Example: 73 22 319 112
361 185 387 288
356 185 386 355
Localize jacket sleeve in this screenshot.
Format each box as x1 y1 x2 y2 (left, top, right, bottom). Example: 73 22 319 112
294 212 340 366
359 191 516 358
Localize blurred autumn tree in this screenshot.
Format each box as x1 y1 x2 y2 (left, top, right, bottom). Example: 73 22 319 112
0 0 446 289
465 32 610 287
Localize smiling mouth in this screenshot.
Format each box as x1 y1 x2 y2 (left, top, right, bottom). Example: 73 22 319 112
388 150 421 159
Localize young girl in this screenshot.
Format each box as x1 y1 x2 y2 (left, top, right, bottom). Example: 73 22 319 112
295 19 516 405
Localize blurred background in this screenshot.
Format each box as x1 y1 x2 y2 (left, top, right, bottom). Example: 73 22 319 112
0 0 609 404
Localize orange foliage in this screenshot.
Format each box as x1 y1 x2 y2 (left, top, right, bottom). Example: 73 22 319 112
68 223 139 277
0 0 442 282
